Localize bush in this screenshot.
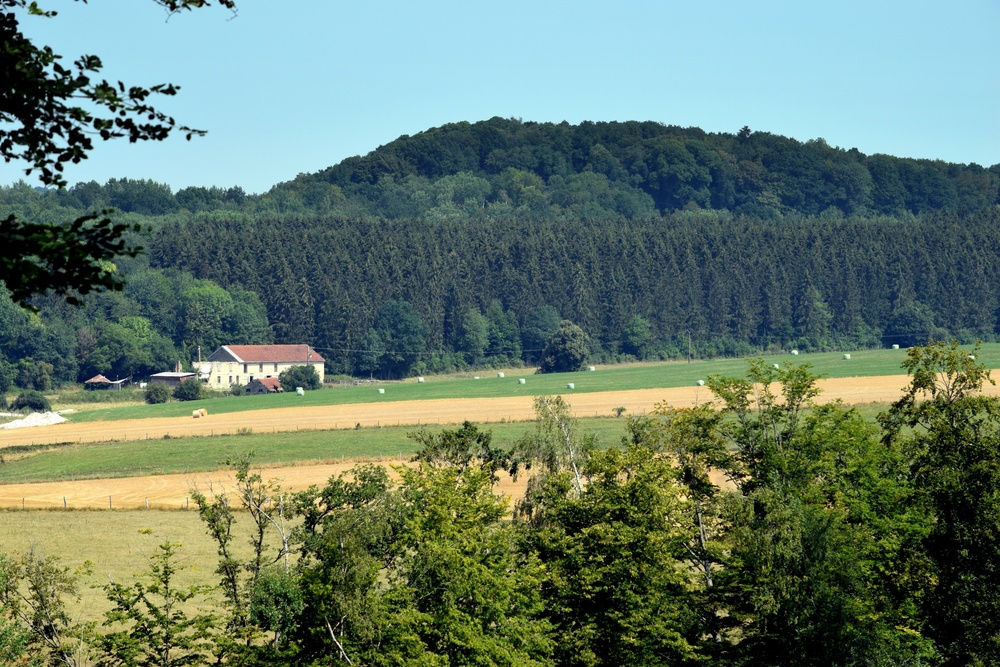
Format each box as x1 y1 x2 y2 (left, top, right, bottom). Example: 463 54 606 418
173 378 204 401
144 383 170 404
278 365 321 391
537 320 589 374
11 390 51 413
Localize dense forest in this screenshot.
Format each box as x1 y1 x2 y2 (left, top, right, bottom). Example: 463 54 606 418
2 118 1000 383
5 346 1000 666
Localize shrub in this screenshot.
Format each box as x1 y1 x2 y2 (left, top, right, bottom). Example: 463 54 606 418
537 320 589 374
145 383 170 404
278 365 321 391
173 378 204 401
11 390 51 413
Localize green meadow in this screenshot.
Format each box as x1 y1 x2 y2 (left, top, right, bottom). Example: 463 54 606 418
62 344 1000 423
0 418 629 484
4 345 996 485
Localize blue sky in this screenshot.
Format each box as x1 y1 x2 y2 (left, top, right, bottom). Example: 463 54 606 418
7 0 999 194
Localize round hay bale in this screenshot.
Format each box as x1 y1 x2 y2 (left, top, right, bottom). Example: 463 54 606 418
843 353 851 360
518 378 526 384
588 366 596 372
377 388 385 394
497 372 505 378
192 410 201 419
892 344 900 350
791 349 799 355
296 387 305 396
773 363 780 369
473 376 480 380
200 408 208 417
417 377 425 383
696 380 705 386
566 383 575 389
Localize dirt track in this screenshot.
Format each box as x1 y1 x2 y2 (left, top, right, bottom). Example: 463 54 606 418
0 374 984 509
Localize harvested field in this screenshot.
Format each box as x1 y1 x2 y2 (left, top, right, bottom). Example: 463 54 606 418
0 373 985 509
0 374 926 449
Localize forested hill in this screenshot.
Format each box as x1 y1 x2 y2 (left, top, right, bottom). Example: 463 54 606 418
3 118 998 221
280 117 1000 219
2 118 1000 385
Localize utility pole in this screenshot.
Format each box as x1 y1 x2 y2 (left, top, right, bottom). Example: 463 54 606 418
687 331 692 364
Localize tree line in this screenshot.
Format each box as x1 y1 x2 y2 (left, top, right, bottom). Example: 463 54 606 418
5 207 1000 384
2 343 999 666
151 208 1000 378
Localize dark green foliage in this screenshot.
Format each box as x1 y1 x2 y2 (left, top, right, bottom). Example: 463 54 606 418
880 342 1000 666
372 299 427 379
278 364 320 391
537 320 589 374
144 383 170 404
15 359 52 391
527 445 703 667
521 305 561 362
11 390 50 412
703 361 936 665
172 378 203 401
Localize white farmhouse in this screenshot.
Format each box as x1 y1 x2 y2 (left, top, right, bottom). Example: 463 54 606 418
206 344 325 389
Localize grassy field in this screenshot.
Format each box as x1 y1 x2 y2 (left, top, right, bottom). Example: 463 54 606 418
0 508 267 623
57 345 1000 423
5 345 994 485
0 417 630 484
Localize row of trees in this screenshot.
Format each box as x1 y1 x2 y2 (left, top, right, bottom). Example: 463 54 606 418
3 342 998 666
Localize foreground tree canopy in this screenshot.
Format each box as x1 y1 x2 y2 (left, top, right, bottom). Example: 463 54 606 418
0 0 236 307
3 342 998 666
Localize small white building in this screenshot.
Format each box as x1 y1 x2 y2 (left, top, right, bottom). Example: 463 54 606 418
206 345 325 389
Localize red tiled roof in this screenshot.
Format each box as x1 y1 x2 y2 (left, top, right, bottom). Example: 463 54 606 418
256 377 282 391
213 345 325 364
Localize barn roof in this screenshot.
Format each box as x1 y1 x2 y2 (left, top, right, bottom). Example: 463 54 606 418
208 345 325 364
251 377 283 392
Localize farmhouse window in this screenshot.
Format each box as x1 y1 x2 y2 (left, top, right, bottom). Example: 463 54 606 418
244 364 248 373
217 376 221 384
274 363 278 372
228 376 233 384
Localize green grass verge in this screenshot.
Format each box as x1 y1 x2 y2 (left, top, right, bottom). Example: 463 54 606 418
0 418 630 484
61 344 1000 424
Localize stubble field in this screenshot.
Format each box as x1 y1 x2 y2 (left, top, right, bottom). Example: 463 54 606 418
0 372 969 509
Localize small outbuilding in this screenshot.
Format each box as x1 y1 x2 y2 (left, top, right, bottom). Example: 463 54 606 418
246 377 283 395
84 374 129 390
149 371 197 387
